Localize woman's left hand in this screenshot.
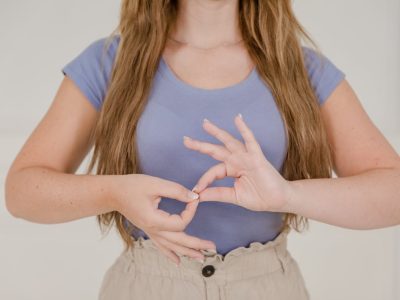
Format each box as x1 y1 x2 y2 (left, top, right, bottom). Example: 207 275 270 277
183 114 293 213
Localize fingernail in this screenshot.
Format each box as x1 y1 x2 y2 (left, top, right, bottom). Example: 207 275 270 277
191 185 199 193
188 190 199 200
183 135 191 141
238 113 243 119
206 248 217 254
203 118 210 123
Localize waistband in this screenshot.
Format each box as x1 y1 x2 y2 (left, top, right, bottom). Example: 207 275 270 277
123 227 293 285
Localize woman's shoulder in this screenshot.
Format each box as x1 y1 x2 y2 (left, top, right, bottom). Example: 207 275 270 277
300 45 346 106
61 34 121 111
80 34 121 69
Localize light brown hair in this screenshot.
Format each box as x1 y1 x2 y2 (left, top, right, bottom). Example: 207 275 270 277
87 0 332 251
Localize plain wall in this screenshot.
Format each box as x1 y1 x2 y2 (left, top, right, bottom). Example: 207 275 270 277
1 0 399 299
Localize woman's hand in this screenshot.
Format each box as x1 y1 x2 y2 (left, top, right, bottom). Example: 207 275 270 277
183 114 293 213
112 174 216 265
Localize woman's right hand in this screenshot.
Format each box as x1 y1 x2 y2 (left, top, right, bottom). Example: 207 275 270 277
111 173 217 265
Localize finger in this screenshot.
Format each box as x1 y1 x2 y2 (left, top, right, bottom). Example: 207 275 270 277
183 136 231 162
234 114 263 154
156 235 205 260
155 177 200 203
202 118 246 152
192 163 227 193
179 198 200 226
150 236 181 265
152 198 199 231
198 186 238 205
158 231 216 251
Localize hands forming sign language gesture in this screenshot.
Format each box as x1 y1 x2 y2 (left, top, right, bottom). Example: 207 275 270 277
183 114 294 213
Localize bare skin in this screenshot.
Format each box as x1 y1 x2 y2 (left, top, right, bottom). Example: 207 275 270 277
6 0 399 270
168 1 400 229
5 0 247 266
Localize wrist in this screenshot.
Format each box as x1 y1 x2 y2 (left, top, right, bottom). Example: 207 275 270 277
281 180 301 214
107 173 143 213
104 174 127 213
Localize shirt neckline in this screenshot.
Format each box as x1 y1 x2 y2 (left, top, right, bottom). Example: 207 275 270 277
158 56 258 96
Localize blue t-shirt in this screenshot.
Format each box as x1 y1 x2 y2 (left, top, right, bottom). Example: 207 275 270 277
62 35 345 255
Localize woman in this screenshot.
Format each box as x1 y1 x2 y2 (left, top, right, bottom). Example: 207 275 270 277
5 0 400 299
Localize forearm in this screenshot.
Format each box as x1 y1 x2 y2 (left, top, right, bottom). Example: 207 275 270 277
5 166 119 224
285 168 400 229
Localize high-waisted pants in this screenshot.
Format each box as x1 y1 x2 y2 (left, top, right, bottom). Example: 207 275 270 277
98 228 310 300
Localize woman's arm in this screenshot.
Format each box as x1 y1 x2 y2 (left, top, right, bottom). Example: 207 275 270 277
184 79 400 230
5 76 117 223
5 168 118 223
284 80 400 229
286 167 400 229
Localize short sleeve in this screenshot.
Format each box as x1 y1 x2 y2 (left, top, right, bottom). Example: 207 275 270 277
61 35 120 111
302 46 346 106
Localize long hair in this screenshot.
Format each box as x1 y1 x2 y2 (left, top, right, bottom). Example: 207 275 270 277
86 0 333 251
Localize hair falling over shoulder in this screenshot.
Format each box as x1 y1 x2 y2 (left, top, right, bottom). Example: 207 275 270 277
86 0 333 251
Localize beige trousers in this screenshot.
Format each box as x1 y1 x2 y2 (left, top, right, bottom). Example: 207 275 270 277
98 228 310 300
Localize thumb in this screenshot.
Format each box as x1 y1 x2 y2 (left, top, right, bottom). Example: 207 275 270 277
198 186 237 204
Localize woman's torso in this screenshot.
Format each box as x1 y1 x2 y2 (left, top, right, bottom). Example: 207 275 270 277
128 38 287 255
62 34 345 255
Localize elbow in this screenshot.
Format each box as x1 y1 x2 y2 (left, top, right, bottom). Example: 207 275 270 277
5 200 22 219
4 171 23 219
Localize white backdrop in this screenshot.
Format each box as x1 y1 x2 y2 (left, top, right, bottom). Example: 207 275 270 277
1 0 399 299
